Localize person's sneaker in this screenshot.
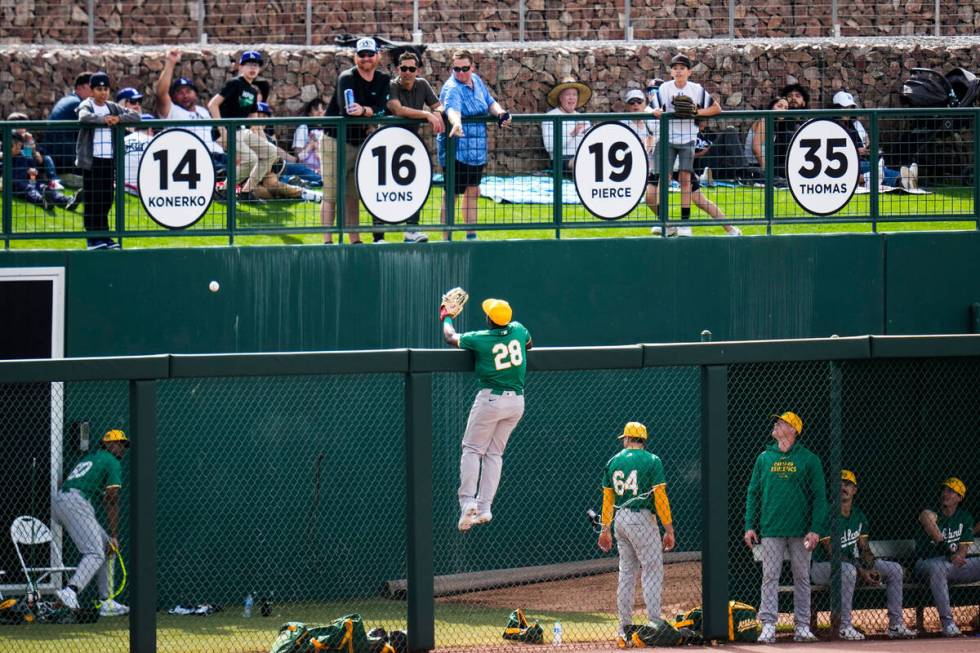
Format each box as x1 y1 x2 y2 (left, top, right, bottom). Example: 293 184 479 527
99 599 130 616
65 191 82 211
465 233 478 240
942 623 962 637
87 240 110 250
56 586 80 609
910 162 919 190
458 501 479 532
106 239 121 250
724 225 742 236
900 165 912 191
675 226 693 237
839 625 864 641
474 511 492 525
887 623 917 639
757 623 776 644
49 180 65 191
793 625 818 642
404 230 429 243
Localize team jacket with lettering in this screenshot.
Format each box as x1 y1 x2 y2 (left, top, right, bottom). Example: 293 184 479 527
744 441 828 537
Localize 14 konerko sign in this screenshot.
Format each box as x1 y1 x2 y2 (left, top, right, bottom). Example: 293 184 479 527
137 129 216 229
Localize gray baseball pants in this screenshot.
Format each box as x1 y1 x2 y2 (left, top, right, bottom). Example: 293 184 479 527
51 489 110 597
458 389 524 514
914 556 980 628
759 537 811 628
811 559 905 628
615 508 664 627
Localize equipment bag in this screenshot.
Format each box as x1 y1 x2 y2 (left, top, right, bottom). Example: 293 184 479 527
673 600 760 643
502 608 544 644
270 615 384 653
624 618 695 647
0 598 34 625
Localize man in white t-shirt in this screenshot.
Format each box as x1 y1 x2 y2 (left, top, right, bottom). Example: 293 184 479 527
541 76 591 177
155 49 225 166
123 115 155 194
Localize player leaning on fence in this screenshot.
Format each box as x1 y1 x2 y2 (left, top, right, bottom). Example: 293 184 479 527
743 411 827 644
596 422 675 648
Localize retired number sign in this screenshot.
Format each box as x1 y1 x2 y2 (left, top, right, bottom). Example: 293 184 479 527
786 118 860 216
356 126 432 224
573 121 648 220
138 128 215 229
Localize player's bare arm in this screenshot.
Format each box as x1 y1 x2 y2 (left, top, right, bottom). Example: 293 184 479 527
104 485 120 548
443 318 461 347
919 509 944 542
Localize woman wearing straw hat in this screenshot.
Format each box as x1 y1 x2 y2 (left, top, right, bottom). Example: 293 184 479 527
541 76 591 177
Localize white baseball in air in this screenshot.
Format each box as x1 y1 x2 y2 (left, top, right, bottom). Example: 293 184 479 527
209 280 220 293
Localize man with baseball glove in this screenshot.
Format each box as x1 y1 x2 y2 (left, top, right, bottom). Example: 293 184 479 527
743 411 827 644
440 287 532 531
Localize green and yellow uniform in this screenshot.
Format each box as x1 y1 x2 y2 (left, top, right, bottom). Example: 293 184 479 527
459 321 531 392
812 506 868 562
744 441 827 537
62 449 122 503
916 506 975 560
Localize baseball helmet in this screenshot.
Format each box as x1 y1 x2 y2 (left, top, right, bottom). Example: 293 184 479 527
482 298 512 326
618 422 648 440
943 477 966 497
771 411 803 434
239 50 263 66
102 429 130 447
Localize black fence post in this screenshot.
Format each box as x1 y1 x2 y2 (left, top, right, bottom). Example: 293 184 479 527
405 372 434 652
700 364 729 641
828 360 843 637
129 379 157 653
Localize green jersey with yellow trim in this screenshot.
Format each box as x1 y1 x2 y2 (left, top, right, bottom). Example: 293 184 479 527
916 505 975 560
602 448 666 512
61 449 122 504
459 321 531 392
744 441 827 538
812 505 869 562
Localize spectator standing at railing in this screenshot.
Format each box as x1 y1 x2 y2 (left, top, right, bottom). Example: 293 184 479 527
540 76 591 179
208 50 276 203
386 50 445 243
913 477 980 637
437 49 512 241
320 37 391 245
155 49 226 173
46 72 94 173
743 411 826 644
75 72 140 250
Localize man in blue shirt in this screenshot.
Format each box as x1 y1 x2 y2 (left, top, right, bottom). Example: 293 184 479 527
46 72 94 171
437 50 512 240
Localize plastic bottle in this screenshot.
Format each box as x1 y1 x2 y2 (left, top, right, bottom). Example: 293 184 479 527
552 621 563 646
243 592 254 618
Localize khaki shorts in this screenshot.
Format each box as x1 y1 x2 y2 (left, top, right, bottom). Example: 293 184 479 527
319 135 359 204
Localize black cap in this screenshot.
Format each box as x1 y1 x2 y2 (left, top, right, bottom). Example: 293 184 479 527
170 77 198 96
780 83 810 105
670 54 693 69
90 72 110 88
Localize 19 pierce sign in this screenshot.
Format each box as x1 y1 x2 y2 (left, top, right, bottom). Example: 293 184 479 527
356 126 433 224
137 129 216 229
573 121 648 220
786 118 860 216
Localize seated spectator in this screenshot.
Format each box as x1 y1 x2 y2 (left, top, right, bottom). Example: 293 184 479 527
123 115 155 195
7 133 76 211
541 76 591 177
155 49 226 171
254 102 322 188
744 97 788 175
45 72 93 171
292 98 326 175
7 112 65 189
773 82 809 177
832 90 908 190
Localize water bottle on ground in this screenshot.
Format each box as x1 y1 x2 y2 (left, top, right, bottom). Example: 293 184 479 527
552 620 563 646
243 592 254 618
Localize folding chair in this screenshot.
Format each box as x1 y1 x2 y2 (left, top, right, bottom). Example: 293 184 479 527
10 516 76 597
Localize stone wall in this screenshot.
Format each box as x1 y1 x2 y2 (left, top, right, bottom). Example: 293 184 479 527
2 0 979 45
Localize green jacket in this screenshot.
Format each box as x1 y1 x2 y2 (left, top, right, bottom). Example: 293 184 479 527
744 441 827 537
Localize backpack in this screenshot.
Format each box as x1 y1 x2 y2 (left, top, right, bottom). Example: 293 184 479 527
673 601 760 643
698 126 753 180
624 618 695 647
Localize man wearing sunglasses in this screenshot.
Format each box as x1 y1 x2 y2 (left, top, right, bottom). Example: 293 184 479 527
386 51 445 243
321 37 391 244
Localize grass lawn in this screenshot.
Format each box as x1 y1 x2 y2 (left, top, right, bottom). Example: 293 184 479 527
3 184 977 250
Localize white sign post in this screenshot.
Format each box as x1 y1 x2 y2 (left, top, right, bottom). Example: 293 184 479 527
573 121 649 220
356 126 433 224
786 118 860 216
137 129 216 229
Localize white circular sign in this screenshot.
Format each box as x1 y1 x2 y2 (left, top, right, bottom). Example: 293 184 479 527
573 121 648 220
137 129 215 229
786 118 860 216
356 126 433 224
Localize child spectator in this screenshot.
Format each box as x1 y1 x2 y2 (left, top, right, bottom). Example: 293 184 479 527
292 98 325 176
8 133 76 211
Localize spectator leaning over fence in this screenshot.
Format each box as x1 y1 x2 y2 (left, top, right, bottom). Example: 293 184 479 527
155 49 226 173
386 50 445 243
208 50 276 203
438 49 512 241
811 469 918 641
744 96 788 177
540 76 591 179
913 477 980 637
46 71 93 173
320 37 391 245
75 72 140 250
596 421 675 647
649 54 720 237
744 411 827 644
53 428 130 617
7 132 76 211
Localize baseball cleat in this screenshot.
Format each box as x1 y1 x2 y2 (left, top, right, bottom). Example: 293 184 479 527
942 623 962 637
99 599 130 616
793 625 818 642
474 511 492 525
839 625 864 641
56 586 80 610
757 623 776 644
458 502 479 532
887 623 917 639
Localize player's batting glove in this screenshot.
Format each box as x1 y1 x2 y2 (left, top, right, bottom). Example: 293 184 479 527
671 95 699 119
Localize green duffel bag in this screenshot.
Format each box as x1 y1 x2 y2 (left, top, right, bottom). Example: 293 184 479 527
305 614 370 653
624 618 695 647
673 600 760 643
269 622 312 653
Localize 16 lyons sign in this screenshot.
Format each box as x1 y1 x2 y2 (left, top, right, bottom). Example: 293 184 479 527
356 126 433 223
786 119 860 216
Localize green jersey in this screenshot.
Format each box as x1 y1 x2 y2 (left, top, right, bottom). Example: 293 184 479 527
459 321 531 393
744 441 827 537
916 505 975 560
61 449 122 504
601 448 666 512
812 505 869 563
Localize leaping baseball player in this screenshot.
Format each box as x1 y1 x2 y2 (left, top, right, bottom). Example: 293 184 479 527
440 288 532 532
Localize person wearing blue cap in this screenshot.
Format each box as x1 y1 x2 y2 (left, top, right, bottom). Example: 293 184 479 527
207 49 276 202
115 87 144 113
154 49 225 170
74 72 141 249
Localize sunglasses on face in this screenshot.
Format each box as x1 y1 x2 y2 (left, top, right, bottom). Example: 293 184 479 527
452 65 471 73
399 66 417 73
627 99 644 105
357 52 375 59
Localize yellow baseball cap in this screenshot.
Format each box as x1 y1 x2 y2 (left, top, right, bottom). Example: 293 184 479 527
481 298 513 326
943 477 966 498
102 429 130 446
617 421 648 440
841 469 857 486
771 411 803 434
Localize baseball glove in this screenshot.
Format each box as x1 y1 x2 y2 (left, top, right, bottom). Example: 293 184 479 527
440 287 469 319
672 94 699 118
